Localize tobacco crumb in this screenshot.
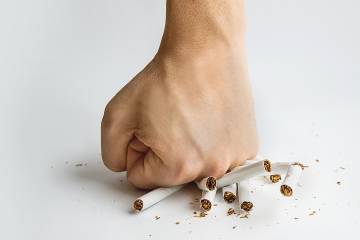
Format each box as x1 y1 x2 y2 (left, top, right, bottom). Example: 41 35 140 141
213 203 218 207
339 166 345 170
75 163 83 167
238 212 250 218
193 211 197 214
175 221 180 225
224 192 236 203
232 226 237 229
294 217 299 220
194 212 207 218
337 181 341 185
315 159 319 163
227 208 235 216
241 201 254 212
309 211 316 216
155 216 160 220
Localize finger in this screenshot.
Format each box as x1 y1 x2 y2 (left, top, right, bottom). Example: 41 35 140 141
127 147 201 189
126 137 150 171
101 84 137 172
127 150 168 189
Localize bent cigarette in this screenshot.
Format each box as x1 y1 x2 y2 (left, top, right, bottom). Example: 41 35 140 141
222 184 237 203
237 181 253 212
217 160 271 188
200 188 217 212
133 185 184 212
196 176 217 191
280 163 303 197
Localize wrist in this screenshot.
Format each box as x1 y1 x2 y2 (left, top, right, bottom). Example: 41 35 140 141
158 0 246 57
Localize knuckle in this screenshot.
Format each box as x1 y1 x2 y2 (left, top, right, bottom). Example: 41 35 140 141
102 101 117 130
208 160 228 179
173 158 200 184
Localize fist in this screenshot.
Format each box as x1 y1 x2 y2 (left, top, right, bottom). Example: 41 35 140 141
101 48 258 189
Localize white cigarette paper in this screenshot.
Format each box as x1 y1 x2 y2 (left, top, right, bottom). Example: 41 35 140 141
200 188 217 211
217 160 271 188
237 181 253 212
133 185 184 211
196 176 217 191
222 183 237 203
280 163 303 197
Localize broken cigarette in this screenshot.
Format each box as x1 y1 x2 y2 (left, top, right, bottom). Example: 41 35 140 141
237 181 253 212
200 188 217 212
196 176 217 191
133 185 185 212
222 184 237 203
280 163 303 197
266 162 291 183
217 160 271 188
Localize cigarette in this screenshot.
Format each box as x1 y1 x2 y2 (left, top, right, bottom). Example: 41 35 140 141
237 181 253 212
280 163 303 197
200 188 217 212
269 174 282 183
133 185 185 212
217 160 271 188
265 162 291 183
196 176 217 191
222 184 237 203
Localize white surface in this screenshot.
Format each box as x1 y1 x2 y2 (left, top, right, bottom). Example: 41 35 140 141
1 0 359 239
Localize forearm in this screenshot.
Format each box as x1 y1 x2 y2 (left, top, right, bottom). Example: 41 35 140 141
159 0 246 54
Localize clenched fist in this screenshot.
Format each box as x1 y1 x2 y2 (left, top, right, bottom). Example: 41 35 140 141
101 0 258 189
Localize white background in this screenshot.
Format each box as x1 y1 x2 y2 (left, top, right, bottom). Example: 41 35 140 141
1 0 359 239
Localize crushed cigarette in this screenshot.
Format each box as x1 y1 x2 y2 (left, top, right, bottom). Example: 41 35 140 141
133 185 184 212
196 176 217 191
155 216 160 220
217 160 271 187
269 174 282 183
223 191 237 203
237 181 254 212
241 201 253 212
200 188 217 211
175 221 180 224
280 163 304 197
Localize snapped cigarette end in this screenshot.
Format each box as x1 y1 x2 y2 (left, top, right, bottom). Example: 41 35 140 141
270 174 282 183
206 176 217 191
240 201 253 212
280 184 293 197
263 160 271 172
223 191 236 203
133 199 143 211
200 199 212 211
